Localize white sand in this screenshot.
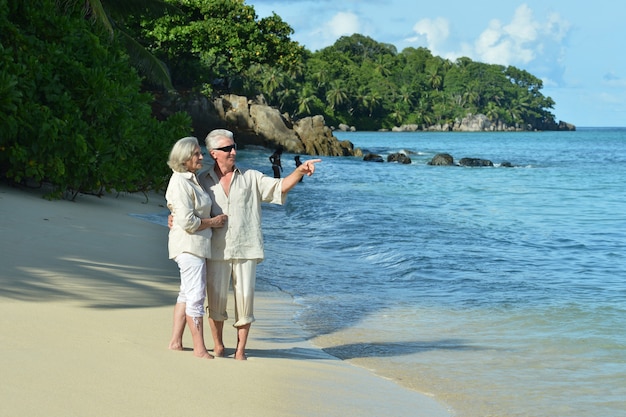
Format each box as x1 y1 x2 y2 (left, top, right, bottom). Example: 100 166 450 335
0 183 451 417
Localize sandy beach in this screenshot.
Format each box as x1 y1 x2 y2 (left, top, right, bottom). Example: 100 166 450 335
0 183 450 417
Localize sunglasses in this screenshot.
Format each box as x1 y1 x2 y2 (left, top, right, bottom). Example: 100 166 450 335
213 144 237 153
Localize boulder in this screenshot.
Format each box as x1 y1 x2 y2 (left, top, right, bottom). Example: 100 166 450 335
459 157 494 167
387 152 412 164
294 115 355 156
558 121 576 131
337 123 356 132
392 124 419 132
164 92 359 156
249 104 304 153
363 153 384 163
428 153 454 166
454 114 492 131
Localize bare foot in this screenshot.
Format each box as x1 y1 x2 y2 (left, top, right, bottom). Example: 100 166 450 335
194 350 214 359
234 349 247 361
213 345 225 357
168 341 183 351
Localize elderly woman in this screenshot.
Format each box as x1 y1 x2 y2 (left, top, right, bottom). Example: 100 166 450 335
165 136 227 359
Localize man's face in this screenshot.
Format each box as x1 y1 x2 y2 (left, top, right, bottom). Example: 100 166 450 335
210 137 237 169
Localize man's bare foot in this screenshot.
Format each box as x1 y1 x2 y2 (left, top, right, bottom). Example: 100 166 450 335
234 349 247 360
194 350 214 359
213 345 225 357
168 341 183 351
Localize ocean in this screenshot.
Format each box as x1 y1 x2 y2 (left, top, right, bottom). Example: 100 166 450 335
243 128 626 417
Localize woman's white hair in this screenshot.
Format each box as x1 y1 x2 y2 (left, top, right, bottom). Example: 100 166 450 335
167 136 199 173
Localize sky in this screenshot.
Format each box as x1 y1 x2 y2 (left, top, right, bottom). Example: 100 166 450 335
246 0 626 127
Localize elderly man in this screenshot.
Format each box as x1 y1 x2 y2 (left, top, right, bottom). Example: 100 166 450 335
181 129 320 360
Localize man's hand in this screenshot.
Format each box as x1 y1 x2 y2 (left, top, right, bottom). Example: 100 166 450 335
297 159 322 177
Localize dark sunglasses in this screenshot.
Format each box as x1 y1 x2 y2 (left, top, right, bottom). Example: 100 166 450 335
213 144 237 153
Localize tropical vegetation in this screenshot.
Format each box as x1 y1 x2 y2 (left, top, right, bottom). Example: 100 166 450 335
1 0 560 199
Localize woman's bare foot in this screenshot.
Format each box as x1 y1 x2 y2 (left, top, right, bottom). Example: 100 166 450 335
168 341 183 351
234 349 247 360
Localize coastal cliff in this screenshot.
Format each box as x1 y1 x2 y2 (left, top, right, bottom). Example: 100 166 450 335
160 92 360 157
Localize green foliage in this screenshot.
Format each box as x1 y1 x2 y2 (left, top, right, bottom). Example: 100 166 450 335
0 0 192 199
60 0 178 90
127 2 558 131
134 0 304 90
232 33 557 131
0 0 564 200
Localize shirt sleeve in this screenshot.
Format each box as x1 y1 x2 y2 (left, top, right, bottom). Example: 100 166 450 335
257 172 286 205
166 174 201 234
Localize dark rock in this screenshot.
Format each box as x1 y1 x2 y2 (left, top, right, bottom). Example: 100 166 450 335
558 121 576 131
428 153 454 166
459 157 494 167
363 153 384 163
387 152 412 164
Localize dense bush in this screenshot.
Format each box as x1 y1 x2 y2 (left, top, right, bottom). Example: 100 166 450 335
0 0 192 199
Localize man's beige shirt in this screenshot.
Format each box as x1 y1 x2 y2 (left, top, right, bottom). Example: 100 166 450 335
198 166 285 261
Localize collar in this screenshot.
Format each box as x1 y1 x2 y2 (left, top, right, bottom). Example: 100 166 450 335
174 170 196 180
203 164 240 182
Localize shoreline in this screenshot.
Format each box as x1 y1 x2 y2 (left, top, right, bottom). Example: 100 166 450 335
0 183 451 416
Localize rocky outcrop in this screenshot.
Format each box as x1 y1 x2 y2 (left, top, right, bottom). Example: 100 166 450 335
294 115 361 156
427 153 514 167
392 124 419 132
387 152 412 164
455 114 493 131
459 157 494 167
337 123 356 132
389 114 576 132
428 153 455 166
165 92 359 156
363 153 384 162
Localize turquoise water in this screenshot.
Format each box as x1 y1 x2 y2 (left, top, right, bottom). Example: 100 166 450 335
240 128 626 417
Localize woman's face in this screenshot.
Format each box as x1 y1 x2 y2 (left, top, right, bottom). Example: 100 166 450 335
184 146 203 173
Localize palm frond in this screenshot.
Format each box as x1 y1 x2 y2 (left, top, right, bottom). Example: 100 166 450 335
118 29 174 90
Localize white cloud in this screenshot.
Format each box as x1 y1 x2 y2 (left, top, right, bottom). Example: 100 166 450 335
406 17 450 56
505 4 538 43
404 4 571 80
474 5 537 66
308 11 361 49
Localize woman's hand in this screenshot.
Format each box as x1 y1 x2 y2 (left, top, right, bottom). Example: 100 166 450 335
168 213 228 230
211 214 228 228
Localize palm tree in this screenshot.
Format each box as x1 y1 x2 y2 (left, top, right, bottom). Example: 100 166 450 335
61 0 176 90
312 68 330 88
426 64 442 90
389 102 405 125
373 56 392 77
296 86 318 116
261 67 283 101
325 80 348 110
367 93 383 117
398 85 415 107
485 102 500 122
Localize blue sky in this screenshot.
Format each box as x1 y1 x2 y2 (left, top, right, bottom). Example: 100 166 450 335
246 0 625 127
